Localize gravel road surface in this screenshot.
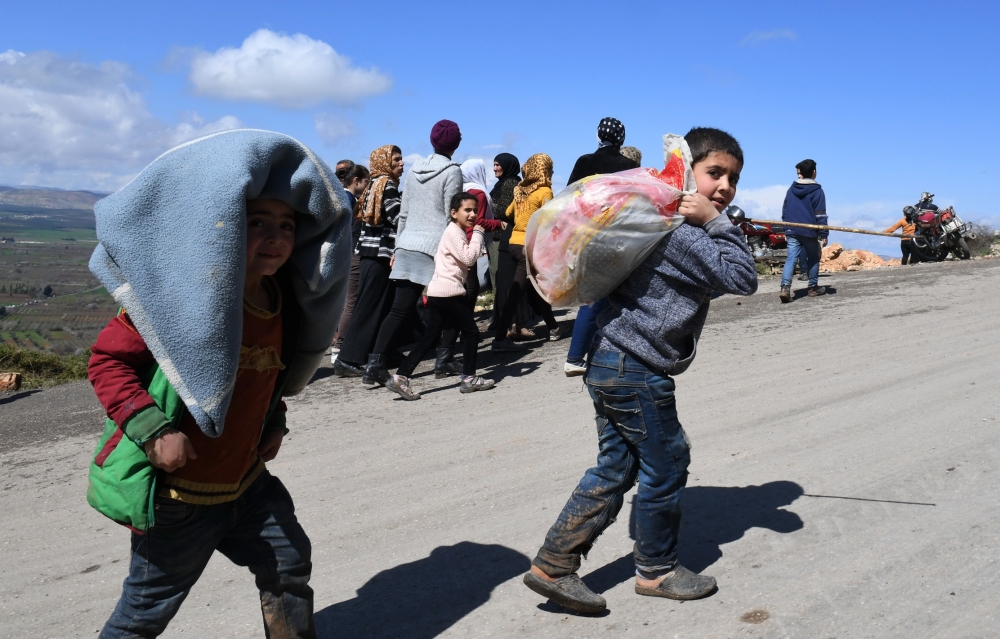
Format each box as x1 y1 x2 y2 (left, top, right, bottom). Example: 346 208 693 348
2 258 998 638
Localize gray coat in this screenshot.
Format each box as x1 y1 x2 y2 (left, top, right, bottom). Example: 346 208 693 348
396 153 462 256
598 215 758 375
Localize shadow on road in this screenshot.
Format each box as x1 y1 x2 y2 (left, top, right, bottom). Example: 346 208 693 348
314 541 529 639
0 389 42 406
580 481 805 594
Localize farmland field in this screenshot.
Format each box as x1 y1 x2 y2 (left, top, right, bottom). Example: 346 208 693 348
1 207 117 354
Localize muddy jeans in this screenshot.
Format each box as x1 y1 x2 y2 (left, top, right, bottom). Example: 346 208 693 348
100 470 314 639
533 346 691 579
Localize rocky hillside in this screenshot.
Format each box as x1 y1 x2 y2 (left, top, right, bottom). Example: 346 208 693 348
0 186 105 211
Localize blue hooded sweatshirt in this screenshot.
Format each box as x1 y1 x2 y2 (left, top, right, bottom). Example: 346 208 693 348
782 179 828 239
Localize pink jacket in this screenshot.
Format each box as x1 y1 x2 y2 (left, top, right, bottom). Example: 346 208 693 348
426 223 485 298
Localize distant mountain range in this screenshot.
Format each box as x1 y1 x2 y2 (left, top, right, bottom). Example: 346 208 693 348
0 185 108 211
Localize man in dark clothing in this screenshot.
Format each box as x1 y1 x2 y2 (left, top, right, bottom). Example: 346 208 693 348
563 118 640 375
779 159 828 302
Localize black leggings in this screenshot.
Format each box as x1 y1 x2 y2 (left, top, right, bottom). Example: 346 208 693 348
397 296 479 378
371 280 425 356
493 244 557 339
338 256 392 366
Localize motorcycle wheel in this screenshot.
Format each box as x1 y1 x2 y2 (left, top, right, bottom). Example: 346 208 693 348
911 239 948 262
953 237 971 260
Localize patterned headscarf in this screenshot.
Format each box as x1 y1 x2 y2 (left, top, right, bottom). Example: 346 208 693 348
597 117 626 147
514 154 553 205
356 145 397 225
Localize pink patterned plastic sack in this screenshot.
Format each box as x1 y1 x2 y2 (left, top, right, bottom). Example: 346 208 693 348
525 134 694 307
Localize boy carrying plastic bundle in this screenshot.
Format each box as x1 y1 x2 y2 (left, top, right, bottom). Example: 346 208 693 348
523 128 758 614
86 130 351 638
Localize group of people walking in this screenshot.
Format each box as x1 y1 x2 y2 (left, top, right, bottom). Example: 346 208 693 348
328 118 648 399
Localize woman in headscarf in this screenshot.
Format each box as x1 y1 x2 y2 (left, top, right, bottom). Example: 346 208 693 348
487 153 531 335
362 120 465 385
490 153 566 352
333 145 405 378
460 158 505 309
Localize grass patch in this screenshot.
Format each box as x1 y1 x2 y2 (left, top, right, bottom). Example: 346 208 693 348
967 223 999 257
0 344 90 389
755 262 775 277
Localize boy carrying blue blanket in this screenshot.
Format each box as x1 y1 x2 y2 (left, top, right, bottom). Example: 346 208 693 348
86 130 351 638
523 128 758 614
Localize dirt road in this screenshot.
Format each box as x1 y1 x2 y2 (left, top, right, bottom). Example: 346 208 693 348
2 258 999 638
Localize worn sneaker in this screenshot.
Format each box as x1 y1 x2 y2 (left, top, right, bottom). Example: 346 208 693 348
492 338 527 352
564 361 587 377
508 325 536 341
333 359 364 378
523 572 606 614
460 375 496 394
634 565 717 601
548 325 570 342
385 374 420 401
779 286 792 303
807 285 827 297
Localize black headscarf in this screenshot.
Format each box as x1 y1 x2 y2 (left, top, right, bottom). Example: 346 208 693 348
492 153 521 184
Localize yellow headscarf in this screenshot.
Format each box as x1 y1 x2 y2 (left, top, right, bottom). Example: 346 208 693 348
513 153 553 207
356 145 397 225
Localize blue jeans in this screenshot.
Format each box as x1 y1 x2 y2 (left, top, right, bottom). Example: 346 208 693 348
782 235 821 287
566 298 610 365
534 347 691 578
100 470 314 639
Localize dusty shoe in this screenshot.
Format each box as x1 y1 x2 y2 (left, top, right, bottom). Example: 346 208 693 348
548 325 570 342
807 285 827 297
508 325 536 342
460 375 496 394
635 565 717 601
385 374 420 401
334 359 364 378
779 286 792 303
492 338 527 352
523 572 606 614
564 360 587 377
797 273 808 281
434 348 463 379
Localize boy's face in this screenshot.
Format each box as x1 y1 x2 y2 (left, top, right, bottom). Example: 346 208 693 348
451 199 477 229
246 199 296 278
692 152 741 212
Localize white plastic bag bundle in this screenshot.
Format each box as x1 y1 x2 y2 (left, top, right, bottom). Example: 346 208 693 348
525 134 695 307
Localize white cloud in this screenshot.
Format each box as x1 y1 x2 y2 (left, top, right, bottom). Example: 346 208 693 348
741 29 798 46
732 184 788 219
188 29 392 109
314 113 357 147
0 49 241 190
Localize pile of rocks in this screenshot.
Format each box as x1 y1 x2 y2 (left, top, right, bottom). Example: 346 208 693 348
820 243 898 272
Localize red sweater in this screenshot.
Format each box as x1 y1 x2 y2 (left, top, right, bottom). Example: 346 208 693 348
89 292 287 505
465 189 504 240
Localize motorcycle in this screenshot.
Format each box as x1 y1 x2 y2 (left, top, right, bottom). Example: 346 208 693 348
905 204 975 261
726 206 787 259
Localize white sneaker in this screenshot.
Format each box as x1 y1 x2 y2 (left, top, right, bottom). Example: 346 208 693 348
331 351 339 365
564 361 587 377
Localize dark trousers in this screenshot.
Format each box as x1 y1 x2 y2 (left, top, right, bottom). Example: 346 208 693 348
533 348 690 579
100 471 314 639
566 298 610 364
490 247 531 331
901 241 914 265
493 244 557 339
338 256 392 366
333 253 361 349
372 279 425 356
397 296 479 378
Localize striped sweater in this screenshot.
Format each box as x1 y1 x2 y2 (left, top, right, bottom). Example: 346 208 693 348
355 182 401 260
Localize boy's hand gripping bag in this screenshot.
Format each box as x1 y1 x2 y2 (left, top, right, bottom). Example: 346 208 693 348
525 134 696 307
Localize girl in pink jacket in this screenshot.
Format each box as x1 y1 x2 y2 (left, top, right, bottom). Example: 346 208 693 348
386 193 497 400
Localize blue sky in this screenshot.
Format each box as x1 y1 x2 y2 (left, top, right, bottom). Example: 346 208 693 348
2 0 998 251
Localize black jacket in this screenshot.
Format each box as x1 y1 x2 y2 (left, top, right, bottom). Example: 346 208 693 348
567 146 639 184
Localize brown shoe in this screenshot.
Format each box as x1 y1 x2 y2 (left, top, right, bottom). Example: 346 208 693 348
807 285 827 297
779 286 792 303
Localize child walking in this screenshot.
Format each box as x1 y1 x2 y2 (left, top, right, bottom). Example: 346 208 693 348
522 128 758 614
386 193 496 400
86 131 350 638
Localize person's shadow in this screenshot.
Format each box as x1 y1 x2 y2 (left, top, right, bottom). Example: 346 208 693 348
581 481 804 594
314 541 529 639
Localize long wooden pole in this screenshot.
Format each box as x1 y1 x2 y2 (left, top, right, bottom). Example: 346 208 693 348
747 218 916 240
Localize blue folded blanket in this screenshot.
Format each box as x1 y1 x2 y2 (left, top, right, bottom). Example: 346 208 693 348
90 129 352 437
